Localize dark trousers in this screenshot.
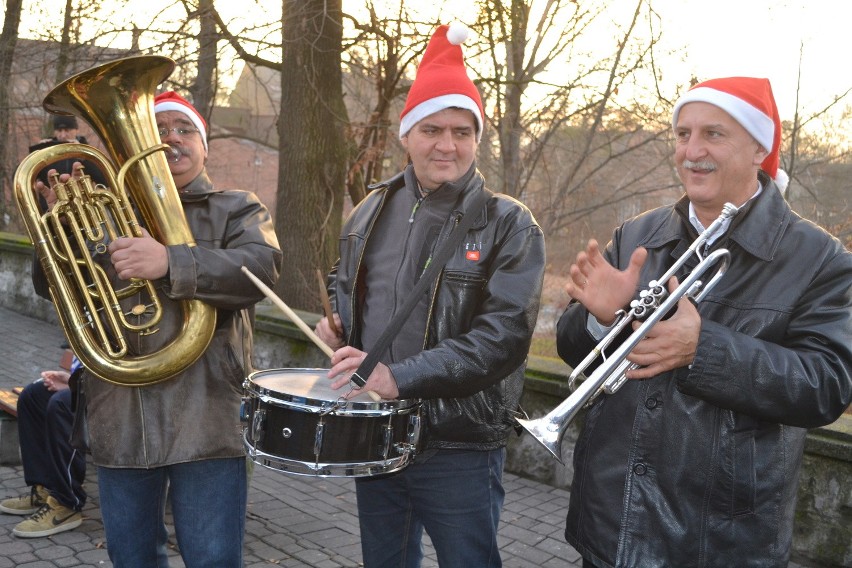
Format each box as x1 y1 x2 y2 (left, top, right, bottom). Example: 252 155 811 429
17 380 87 511
355 448 506 568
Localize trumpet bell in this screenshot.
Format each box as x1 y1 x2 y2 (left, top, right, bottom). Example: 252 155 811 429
516 416 565 464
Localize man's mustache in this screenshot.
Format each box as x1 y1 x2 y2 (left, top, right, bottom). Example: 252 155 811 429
682 159 717 172
166 145 191 162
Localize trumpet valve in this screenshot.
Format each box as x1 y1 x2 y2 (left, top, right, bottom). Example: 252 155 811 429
602 372 629 395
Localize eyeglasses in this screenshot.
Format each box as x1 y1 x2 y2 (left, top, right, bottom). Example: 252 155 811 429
157 127 199 138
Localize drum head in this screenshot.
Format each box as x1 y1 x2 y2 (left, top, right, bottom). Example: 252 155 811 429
245 368 416 410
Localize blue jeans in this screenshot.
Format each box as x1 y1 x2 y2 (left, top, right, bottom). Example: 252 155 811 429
97 457 247 568
355 448 506 568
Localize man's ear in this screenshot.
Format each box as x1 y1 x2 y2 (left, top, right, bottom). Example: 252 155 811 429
754 143 769 167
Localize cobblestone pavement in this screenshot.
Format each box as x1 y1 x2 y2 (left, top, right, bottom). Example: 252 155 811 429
0 307 580 567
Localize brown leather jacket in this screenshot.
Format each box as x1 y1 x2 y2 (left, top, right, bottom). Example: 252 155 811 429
37 171 282 467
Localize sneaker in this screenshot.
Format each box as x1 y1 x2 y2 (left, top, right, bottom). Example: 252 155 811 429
12 496 82 538
0 484 48 515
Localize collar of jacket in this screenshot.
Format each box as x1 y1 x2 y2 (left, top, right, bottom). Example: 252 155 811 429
642 171 791 262
370 163 490 230
177 169 224 202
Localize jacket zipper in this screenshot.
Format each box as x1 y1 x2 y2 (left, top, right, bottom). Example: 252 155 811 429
349 186 389 346
421 212 462 348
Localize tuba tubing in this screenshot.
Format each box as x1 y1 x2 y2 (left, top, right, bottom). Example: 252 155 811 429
517 203 739 463
13 55 216 386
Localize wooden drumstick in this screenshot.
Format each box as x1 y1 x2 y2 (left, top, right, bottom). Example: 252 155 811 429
316 268 339 336
241 266 382 401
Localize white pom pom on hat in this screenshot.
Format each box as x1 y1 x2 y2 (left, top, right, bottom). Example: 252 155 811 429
399 23 484 142
445 22 471 45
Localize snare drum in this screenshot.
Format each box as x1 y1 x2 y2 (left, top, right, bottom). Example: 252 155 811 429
242 368 421 477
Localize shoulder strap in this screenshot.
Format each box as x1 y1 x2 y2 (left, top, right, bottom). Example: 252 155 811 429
351 189 490 387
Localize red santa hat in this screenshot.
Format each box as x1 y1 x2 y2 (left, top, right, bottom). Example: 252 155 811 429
399 22 484 142
154 91 208 151
671 77 789 193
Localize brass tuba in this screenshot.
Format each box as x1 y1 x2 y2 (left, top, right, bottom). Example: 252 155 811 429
13 55 216 386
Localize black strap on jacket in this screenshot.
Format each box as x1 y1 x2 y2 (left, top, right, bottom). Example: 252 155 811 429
350 189 489 388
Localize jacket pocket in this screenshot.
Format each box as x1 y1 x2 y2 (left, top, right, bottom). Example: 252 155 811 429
434 270 487 336
731 428 756 516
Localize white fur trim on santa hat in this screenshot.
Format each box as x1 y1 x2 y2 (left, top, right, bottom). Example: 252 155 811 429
154 100 208 151
399 93 484 142
672 87 775 153
774 168 789 196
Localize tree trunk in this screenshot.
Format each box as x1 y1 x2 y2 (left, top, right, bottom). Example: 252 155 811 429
499 0 527 199
54 0 73 86
191 0 218 120
276 0 347 309
0 0 23 230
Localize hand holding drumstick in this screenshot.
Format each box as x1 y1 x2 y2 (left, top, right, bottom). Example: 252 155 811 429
315 269 344 349
313 270 400 401
241 266 382 401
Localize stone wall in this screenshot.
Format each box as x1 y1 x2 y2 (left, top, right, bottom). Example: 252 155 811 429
1 234 849 566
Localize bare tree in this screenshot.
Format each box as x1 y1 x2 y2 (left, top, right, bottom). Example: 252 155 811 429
53 0 74 87
275 0 348 307
782 42 852 203
188 0 219 118
340 2 427 205
213 1 353 307
3 0 848 304
473 0 675 211
0 0 23 228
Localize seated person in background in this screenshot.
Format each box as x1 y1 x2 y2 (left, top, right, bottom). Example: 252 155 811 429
0 355 86 538
28 114 107 188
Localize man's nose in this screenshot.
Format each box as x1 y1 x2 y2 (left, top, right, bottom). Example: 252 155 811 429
435 131 455 151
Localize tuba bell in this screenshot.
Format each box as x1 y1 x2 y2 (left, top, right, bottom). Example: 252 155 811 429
13 55 216 386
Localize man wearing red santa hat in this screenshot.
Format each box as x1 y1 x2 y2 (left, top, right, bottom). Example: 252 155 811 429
555 77 852 567
316 22 546 567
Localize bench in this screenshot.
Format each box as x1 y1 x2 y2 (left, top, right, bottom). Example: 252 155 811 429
0 389 23 465
0 349 74 465
0 387 24 418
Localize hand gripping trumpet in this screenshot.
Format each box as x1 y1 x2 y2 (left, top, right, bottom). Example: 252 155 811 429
517 203 739 463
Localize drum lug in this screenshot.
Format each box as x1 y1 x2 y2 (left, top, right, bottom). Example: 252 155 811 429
251 409 266 443
393 413 422 459
381 424 393 459
314 420 325 458
239 397 250 422
408 413 421 449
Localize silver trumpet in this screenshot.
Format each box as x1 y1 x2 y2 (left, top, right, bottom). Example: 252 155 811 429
518 203 739 463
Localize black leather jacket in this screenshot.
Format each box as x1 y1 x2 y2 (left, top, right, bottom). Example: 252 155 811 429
556 174 852 567
329 166 546 449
